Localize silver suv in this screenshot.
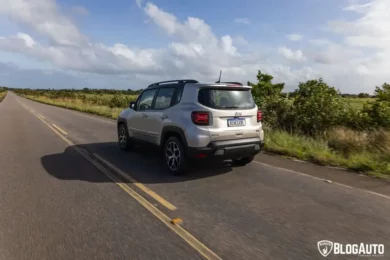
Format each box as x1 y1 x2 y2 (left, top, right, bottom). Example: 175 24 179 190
117 79 265 175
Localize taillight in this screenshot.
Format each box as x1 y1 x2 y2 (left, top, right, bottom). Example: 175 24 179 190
191 111 210 125
257 111 262 122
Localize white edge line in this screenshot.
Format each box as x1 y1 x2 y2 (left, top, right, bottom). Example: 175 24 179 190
253 161 390 200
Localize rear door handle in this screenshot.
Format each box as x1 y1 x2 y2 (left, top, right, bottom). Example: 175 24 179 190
161 115 168 120
142 113 148 118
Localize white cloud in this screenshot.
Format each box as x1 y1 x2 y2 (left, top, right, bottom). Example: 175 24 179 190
286 34 303 41
0 0 389 93
234 18 251 25
0 0 87 47
278 47 305 62
328 0 390 49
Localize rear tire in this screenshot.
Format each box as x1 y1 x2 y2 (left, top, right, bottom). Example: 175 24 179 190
164 136 188 176
232 156 255 166
118 123 131 151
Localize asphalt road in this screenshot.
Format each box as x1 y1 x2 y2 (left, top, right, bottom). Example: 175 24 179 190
0 92 389 260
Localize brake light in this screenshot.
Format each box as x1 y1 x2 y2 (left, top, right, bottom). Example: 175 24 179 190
257 111 263 122
191 111 210 125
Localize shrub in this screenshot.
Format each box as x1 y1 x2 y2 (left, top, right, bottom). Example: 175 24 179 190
248 71 293 129
361 83 390 128
342 106 372 130
108 94 137 108
291 78 347 136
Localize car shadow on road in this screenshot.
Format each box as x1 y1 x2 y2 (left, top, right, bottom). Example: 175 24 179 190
41 142 233 184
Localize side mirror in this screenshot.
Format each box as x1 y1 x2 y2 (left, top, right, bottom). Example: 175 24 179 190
129 102 136 109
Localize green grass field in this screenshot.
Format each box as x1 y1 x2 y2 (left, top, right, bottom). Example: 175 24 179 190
344 97 376 109
19 93 390 180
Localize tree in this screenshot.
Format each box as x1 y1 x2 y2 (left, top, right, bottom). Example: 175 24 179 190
292 78 347 136
362 83 390 128
374 83 390 102
248 70 292 129
358 93 370 98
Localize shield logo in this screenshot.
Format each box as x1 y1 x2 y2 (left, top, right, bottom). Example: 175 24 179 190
317 240 333 257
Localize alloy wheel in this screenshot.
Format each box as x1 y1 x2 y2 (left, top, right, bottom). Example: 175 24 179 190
118 125 127 148
165 141 181 171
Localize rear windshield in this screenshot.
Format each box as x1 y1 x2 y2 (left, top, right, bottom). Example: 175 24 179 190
198 88 256 109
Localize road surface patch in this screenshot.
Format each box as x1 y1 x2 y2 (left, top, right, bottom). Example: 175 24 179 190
18 100 222 260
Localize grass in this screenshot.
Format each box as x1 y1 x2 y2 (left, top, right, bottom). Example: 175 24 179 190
19 93 390 180
0 91 7 102
22 95 124 119
265 127 390 179
343 97 376 109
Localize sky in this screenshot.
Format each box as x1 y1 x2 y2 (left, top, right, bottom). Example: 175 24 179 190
0 0 388 93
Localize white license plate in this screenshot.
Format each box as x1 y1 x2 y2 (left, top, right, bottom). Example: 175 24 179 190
227 118 246 127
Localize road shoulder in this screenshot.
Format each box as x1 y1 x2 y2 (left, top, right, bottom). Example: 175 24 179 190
255 152 390 197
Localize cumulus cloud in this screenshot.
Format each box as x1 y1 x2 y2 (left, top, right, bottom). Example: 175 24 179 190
0 0 389 93
0 0 87 46
278 47 305 62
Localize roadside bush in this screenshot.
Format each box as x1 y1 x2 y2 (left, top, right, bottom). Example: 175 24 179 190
109 94 127 108
108 94 137 108
341 106 372 130
291 78 347 136
359 83 390 129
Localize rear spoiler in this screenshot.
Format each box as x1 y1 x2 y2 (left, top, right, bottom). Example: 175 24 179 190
201 84 252 89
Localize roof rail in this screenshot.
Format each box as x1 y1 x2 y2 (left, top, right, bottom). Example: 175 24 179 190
147 79 198 88
217 81 243 86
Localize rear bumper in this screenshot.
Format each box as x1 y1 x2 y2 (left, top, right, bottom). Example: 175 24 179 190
186 138 264 161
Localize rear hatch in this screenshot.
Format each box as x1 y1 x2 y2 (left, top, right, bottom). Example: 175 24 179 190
197 85 261 142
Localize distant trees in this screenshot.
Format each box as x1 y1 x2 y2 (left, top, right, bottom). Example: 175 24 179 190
358 93 370 98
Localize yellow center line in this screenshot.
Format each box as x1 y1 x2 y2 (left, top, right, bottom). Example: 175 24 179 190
52 124 68 135
93 153 177 211
21 104 222 260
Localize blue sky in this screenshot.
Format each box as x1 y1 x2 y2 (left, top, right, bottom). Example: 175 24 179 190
0 0 388 93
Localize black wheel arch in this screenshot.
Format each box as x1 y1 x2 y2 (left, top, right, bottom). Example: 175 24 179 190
117 118 128 129
160 126 188 149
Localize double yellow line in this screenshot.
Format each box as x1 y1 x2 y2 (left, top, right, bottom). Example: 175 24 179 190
18 100 222 260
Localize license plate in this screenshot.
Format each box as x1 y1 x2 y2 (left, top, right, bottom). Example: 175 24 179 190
227 118 246 127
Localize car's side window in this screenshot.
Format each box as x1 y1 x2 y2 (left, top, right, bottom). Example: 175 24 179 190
137 89 158 111
153 87 176 110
